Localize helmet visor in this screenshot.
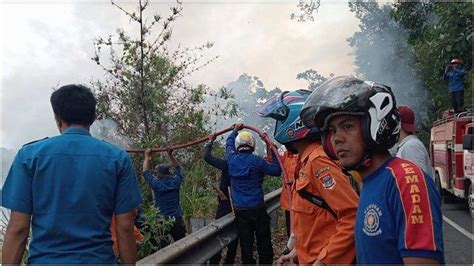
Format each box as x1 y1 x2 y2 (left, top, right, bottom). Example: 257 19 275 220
256 92 289 120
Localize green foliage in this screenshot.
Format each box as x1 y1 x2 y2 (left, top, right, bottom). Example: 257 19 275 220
296 69 334 91
348 1 473 143
392 1 473 120
291 0 321 22
263 176 283 194
137 205 174 260
180 160 217 221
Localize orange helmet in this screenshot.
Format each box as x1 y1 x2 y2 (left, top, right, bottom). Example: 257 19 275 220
450 58 463 64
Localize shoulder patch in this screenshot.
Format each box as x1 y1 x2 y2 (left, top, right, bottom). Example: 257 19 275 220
22 137 49 147
319 174 336 189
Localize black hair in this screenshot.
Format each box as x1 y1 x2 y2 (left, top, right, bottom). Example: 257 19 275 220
154 164 172 176
50 84 97 126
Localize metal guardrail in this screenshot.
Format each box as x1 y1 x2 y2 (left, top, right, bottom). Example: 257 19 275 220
138 188 282 264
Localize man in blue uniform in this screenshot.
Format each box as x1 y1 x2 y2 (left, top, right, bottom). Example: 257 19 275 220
301 76 445 264
443 57 466 113
226 123 281 264
143 148 186 247
2 84 142 264
204 133 238 264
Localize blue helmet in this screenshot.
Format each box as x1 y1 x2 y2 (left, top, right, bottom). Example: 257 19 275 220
257 89 319 145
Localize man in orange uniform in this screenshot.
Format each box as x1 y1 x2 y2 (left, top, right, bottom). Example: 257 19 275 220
110 209 143 257
258 90 359 264
279 150 298 237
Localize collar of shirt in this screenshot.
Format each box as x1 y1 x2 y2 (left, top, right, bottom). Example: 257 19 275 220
362 157 394 183
299 141 321 163
62 127 92 136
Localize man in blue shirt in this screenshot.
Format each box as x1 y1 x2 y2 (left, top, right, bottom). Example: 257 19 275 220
143 148 186 247
301 76 445 264
443 58 466 113
2 84 143 264
204 133 238 264
226 123 281 264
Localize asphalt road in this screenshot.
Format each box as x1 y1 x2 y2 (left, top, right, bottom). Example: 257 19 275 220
441 198 473 265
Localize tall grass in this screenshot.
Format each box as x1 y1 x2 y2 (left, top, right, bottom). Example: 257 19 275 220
181 160 217 230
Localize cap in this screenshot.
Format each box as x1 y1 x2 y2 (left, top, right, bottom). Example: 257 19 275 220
398 105 418 133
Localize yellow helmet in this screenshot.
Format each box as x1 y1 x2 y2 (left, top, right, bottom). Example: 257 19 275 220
235 131 256 151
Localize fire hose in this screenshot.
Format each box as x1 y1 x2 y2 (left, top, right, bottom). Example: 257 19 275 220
126 124 289 185
126 124 293 235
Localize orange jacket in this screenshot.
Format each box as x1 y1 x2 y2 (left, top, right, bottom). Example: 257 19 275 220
291 142 358 264
280 151 298 210
110 209 143 256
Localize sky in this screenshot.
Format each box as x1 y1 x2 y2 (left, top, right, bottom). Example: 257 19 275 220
0 0 359 178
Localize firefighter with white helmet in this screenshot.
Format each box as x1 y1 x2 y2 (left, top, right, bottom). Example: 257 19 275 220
301 76 445 264
258 89 359 264
225 123 281 264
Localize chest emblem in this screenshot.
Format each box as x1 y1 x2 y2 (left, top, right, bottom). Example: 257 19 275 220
363 204 382 236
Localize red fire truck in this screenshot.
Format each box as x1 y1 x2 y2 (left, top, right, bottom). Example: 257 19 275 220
430 108 473 217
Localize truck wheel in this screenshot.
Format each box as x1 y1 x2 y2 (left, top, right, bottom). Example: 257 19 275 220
440 174 455 204
443 193 455 204
468 183 474 219
435 173 446 197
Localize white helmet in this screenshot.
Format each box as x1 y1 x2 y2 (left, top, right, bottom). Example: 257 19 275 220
235 131 256 151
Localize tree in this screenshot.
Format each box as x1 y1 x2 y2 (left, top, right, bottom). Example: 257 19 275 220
347 1 432 132
392 1 473 117
91 0 236 257
296 69 333 90
290 0 321 22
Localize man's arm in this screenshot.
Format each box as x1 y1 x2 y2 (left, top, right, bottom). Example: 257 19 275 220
225 129 239 158
2 211 31 264
452 67 466 76
312 158 359 264
443 65 451 80
259 150 282 176
143 148 152 172
204 141 227 171
116 211 137 264
168 149 184 185
168 149 178 167
389 160 444 263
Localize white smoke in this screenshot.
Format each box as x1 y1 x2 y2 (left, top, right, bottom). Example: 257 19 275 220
90 119 131 149
349 3 431 129
1 148 17 185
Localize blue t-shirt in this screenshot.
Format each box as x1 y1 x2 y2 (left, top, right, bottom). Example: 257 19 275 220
143 167 183 217
2 128 143 264
443 67 466 92
355 157 444 264
225 130 281 208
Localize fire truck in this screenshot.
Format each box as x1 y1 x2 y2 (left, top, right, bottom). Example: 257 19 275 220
430 108 473 217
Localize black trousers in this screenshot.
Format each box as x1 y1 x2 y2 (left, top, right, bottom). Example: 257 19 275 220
284 210 291 238
450 91 464 113
209 200 239 265
160 216 186 248
234 206 273 265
